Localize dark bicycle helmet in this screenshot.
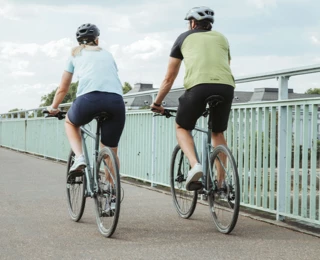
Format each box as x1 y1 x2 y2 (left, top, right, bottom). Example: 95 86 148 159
185 6 214 23
76 23 100 43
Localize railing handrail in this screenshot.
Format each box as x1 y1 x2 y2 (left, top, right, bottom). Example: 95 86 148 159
236 64 320 83
1 63 320 118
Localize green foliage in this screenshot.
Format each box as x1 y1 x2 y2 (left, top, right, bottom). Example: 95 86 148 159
40 82 78 107
123 82 132 94
37 82 78 116
305 88 320 95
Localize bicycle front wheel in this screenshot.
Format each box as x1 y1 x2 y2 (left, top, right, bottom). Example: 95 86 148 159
207 145 240 234
94 147 121 238
170 145 198 219
66 150 86 222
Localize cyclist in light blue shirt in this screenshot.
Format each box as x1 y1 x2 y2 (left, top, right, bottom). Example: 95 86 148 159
47 23 125 173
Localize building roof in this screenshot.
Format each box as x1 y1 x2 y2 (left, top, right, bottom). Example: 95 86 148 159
124 83 155 108
124 85 320 108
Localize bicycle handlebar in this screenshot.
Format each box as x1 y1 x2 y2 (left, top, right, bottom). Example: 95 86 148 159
151 108 177 118
42 110 67 120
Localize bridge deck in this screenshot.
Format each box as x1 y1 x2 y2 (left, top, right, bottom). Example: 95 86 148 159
0 148 319 259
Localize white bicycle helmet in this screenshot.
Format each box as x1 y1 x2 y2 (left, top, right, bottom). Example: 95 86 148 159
185 6 214 23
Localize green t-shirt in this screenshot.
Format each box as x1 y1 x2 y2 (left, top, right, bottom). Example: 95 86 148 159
170 29 235 89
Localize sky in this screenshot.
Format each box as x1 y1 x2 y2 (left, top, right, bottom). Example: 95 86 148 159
0 0 319 113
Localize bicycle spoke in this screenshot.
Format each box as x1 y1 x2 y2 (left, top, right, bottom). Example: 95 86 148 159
66 151 86 222
208 145 240 234
94 147 121 238
170 145 197 219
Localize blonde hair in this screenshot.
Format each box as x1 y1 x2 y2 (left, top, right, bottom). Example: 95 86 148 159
71 40 102 57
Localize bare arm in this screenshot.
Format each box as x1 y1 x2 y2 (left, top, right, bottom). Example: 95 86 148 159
49 71 73 113
151 57 181 113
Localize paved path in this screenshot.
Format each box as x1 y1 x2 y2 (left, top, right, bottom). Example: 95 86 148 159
1 147 319 260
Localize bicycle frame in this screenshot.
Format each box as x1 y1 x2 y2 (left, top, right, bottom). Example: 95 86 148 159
80 121 102 197
194 124 214 192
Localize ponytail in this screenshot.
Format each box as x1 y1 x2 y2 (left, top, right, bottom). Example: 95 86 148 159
71 41 102 57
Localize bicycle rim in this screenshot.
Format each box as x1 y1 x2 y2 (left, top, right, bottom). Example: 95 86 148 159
208 145 240 234
66 150 86 222
94 147 121 238
170 145 197 219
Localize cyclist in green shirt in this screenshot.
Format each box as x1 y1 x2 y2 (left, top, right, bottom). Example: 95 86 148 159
151 6 235 190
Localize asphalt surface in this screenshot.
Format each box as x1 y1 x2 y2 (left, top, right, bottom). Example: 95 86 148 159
1 147 320 260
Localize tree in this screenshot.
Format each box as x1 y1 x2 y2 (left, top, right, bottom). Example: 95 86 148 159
40 82 78 107
123 82 132 94
37 82 78 116
305 88 320 94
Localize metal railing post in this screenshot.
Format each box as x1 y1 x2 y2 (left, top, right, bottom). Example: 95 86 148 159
277 76 289 221
151 93 157 187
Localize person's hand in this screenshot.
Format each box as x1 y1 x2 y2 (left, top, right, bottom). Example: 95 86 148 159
150 102 164 114
46 105 60 115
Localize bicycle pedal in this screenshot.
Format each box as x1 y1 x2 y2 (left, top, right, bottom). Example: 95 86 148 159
68 170 84 178
188 181 203 191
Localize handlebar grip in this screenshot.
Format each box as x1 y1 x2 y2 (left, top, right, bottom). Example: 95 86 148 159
42 109 66 120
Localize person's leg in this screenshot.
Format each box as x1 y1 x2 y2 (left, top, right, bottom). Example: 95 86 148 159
175 123 198 167
65 115 83 157
100 93 125 186
209 85 234 187
212 132 227 187
100 143 118 185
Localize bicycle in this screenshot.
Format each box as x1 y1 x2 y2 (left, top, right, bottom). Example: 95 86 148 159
154 95 240 234
43 110 121 238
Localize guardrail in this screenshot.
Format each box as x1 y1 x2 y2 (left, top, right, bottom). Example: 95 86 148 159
1 64 320 226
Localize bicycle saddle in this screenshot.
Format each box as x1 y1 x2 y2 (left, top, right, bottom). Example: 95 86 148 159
205 95 225 108
94 112 111 122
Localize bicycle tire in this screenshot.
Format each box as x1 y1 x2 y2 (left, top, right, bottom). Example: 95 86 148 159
170 145 198 219
66 150 86 222
207 145 240 234
94 147 121 238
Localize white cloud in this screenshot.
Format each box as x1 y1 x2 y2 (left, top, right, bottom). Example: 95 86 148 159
110 34 172 63
108 16 132 32
247 0 277 9
0 38 73 58
311 36 320 45
0 83 58 112
1 43 39 57
8 60 35 77
122 36 167 60
0 2 20 20
40 38 73 58
107 34 176 85
11 71 35 77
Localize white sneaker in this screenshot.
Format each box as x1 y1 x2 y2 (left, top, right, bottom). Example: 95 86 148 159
69 154 86 173
186 163 203 190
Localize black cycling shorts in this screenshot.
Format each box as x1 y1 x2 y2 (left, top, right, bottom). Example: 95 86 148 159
176 84 234 132
67 91 125 147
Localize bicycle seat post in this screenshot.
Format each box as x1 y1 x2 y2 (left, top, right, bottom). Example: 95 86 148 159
204 95 225 130
94 112 110 160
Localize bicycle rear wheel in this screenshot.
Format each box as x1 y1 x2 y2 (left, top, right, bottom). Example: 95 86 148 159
66 150 86 222
170 145 198 219
207 145 240 234
94 147 121 238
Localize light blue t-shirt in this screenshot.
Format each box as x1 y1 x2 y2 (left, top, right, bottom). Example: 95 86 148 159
65 49 123 97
